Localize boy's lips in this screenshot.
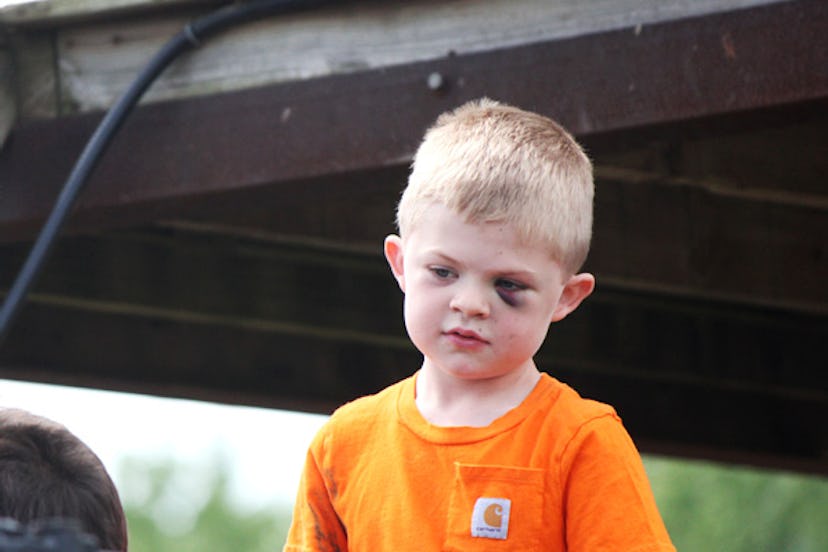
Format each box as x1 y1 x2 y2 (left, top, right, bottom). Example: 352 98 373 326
444 327 488 347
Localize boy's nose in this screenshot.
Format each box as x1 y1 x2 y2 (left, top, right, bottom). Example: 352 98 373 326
449 285 490 318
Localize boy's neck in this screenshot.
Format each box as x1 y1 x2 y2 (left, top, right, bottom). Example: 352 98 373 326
414 362 541 427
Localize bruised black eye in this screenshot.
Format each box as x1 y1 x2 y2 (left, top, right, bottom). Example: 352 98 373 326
495 279 527 306
496 279 524 292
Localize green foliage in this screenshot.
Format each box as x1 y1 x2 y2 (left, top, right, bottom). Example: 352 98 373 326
117 451 827 552
117 453 293 552
643 455 828 552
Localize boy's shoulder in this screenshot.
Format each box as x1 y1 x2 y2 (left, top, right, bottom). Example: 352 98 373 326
537 374 621 431
320 376 409 432
308 377 410 457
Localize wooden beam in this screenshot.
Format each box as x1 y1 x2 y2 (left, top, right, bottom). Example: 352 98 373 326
589 168 828 314
2 229 824 393
0 300 419 414
0 0 210 27
3 302 825 475
3 28 61 121
1 230 825 472
1 0 825 474
584 100 828 200
1 0 825 237
174 163 828 314
0 40 15 146
2 134 826 314
2 0 783 113
0 230 406 343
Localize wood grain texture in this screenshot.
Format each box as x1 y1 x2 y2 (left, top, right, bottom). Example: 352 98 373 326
4 0 784 115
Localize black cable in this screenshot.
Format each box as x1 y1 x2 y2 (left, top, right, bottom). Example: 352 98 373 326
0 0 333 347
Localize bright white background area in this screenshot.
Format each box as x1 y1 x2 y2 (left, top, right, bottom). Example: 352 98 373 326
0 379 328 511
0 0 37 7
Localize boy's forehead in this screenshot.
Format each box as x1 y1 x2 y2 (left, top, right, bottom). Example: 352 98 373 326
404 207 553 258
405 200 498 228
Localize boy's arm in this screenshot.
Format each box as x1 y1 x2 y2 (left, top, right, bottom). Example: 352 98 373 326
561 414 676 552
283 441 348 552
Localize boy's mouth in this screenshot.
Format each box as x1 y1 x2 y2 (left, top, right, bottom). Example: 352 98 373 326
444 327 488 346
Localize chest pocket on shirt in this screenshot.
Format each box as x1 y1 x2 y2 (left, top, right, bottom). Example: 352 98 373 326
443 463 545 551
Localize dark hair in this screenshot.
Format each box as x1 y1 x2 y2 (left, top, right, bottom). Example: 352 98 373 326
0 408 128 551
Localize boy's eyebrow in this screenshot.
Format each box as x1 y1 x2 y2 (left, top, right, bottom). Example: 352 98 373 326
424 250 460 264
494 269 540 286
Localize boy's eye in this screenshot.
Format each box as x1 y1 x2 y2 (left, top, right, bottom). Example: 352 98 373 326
430 267 455 279
495 278 527 307
495 279 526 292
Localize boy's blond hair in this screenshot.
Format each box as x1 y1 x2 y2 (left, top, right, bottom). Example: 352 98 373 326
397 98 593 274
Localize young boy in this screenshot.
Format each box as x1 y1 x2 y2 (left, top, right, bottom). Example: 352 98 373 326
284 99 675 551
0 407 129 551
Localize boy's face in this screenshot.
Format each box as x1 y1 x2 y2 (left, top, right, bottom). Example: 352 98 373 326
384 203 594 383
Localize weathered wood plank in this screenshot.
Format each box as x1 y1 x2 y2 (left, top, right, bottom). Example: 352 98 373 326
2 163 825 314
0 41 15 146
1 228 825 393
2 112 826 315
588 169 828 314
166 158 828 314
2 29 58 121
587 102 828 200
0 300 416 414
3 303 824 475
1 232 825 472
5 0 785 116
0 0 210 26
1 0 824 478
0 230 406 342
1 0 824 235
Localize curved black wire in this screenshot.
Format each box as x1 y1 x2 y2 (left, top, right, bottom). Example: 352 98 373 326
0 0 332 347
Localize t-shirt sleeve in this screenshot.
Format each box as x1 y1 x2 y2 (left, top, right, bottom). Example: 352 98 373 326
560 413 676 552
283 430 348 552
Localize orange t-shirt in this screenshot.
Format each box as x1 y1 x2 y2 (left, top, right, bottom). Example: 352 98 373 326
284 373 675 551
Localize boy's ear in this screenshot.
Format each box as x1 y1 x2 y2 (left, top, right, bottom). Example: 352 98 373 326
384 234 406 292
551 272 595 323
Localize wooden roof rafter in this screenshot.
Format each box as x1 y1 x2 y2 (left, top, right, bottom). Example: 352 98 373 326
0 0 826 473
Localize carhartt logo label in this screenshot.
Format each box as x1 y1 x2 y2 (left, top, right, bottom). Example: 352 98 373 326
471 497 511 540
